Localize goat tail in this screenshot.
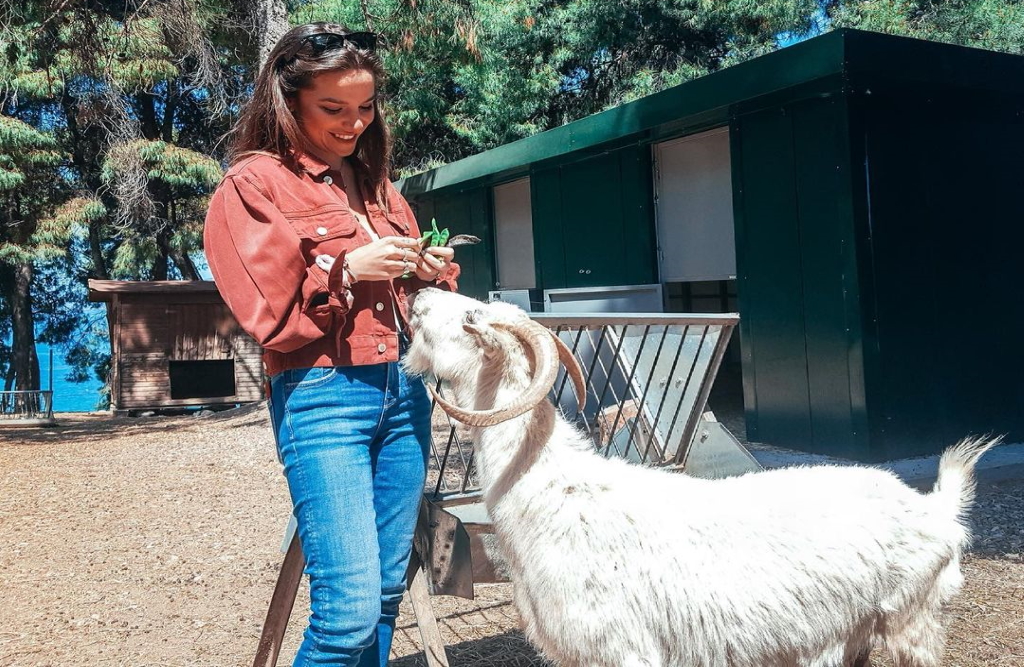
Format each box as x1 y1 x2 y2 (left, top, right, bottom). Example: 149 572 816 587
931 435 1002 534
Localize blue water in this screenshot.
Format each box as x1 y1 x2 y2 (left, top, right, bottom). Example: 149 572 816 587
37 342 106 412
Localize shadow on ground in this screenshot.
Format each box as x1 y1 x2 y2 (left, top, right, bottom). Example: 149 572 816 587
0 401 268 447
392 630 545 667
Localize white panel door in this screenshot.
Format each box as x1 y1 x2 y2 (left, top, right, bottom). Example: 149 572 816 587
493 177 536 289
654 128 736 282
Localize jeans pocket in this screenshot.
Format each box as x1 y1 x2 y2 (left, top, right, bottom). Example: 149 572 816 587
283 366 337 391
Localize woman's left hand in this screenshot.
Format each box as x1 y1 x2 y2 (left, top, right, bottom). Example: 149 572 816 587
414 245 455 281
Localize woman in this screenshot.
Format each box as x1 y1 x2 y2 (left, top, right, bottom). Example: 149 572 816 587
203 23 458 666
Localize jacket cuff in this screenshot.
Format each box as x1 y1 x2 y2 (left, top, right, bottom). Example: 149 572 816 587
434 261 460 292
325 249 353 313
300 265 336 333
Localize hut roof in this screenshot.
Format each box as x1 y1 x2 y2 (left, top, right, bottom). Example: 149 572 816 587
87 280 219 302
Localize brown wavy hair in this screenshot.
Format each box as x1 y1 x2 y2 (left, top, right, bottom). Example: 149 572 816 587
228 23 393 207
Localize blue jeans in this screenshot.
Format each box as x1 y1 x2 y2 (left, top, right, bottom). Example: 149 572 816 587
268 360 431 666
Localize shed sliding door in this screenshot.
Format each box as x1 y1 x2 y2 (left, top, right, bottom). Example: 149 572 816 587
653 128 736 283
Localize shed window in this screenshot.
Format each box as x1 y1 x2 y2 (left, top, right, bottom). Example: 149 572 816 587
168 359 236 399
653 128 736 282
493 177 536 289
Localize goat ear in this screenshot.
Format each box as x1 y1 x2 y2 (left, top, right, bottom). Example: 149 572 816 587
463 322 501 353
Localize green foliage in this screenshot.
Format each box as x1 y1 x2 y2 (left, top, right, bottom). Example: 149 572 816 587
0 115 65 265
459 0 821 144
290 0 362 27
0 21 65 98
32 197 106 258
102 140 223 192
111 237 161 279
0 0 247 388
0 116 61 201
289 0 1023 174
289 0 823 168
0 116 58 154
829 0 1024 54
100 18 182 90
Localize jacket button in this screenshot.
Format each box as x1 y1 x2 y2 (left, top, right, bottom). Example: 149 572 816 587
323 175 333 185
377 343 387 353
375 302 384 311
316 226 328 236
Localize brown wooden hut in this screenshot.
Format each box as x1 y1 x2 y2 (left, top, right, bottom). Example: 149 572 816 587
88 280 264 414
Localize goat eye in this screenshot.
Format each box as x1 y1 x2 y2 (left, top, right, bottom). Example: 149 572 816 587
465 309 480 324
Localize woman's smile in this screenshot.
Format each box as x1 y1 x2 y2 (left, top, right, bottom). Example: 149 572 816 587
295 68 376 167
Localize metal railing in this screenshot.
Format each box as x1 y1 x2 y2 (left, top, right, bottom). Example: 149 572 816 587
424 313 739 501
0 390 55 422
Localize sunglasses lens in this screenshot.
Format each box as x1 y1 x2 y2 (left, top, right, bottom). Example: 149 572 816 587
344 32 376 51
303 31 376 56
308 33 340 53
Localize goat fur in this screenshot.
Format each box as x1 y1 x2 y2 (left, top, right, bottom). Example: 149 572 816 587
403 288 998 667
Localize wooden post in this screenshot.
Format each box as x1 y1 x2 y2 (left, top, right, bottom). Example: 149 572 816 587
110 294 121 411
406 555 450 667
252 532 304 667
252 534 451 667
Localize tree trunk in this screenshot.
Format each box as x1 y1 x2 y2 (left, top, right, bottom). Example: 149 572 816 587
152 243 170 281
164 199 200 280
171 249 201 280
0 262 40 391
254 0 290 71
136 92 160 140
162 82 177 143
88 221 110 280
62 90 111 280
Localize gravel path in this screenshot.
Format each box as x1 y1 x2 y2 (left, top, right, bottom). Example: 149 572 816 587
0 406 1020 666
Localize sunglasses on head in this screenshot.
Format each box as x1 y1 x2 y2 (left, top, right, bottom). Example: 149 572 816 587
301 31 377 55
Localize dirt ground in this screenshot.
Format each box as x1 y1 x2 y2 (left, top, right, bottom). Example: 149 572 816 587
1 406 1021 666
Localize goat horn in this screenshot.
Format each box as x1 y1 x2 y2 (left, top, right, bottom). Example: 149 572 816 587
549 332 587 412
428 319 560 427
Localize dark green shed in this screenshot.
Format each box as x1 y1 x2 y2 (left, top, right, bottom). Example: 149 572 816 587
398 29 1024 462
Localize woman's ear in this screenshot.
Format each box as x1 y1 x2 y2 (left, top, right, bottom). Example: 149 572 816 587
285 89 302 117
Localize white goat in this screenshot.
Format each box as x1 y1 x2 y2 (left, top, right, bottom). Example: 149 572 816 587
403 288 998 667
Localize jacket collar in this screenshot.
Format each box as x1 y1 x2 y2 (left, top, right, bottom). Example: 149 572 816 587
290 148 374 189
290 148 332 178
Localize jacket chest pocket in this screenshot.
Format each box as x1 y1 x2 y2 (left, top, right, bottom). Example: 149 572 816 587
286 207 358 245
380 208 413 237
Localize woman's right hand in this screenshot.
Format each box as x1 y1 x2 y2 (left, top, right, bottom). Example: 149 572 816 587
344 236 424 282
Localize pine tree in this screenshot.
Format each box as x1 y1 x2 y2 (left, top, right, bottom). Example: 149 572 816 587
0 0 244 393
828 0 1024 54
0 115 66 391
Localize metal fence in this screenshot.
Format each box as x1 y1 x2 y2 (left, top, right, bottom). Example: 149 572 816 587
0 390 55 423
424 313 739 502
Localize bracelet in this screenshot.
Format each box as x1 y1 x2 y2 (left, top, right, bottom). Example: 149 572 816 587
343 258 358 285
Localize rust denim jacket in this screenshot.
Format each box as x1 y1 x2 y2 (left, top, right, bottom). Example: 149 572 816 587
203 151 459 377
